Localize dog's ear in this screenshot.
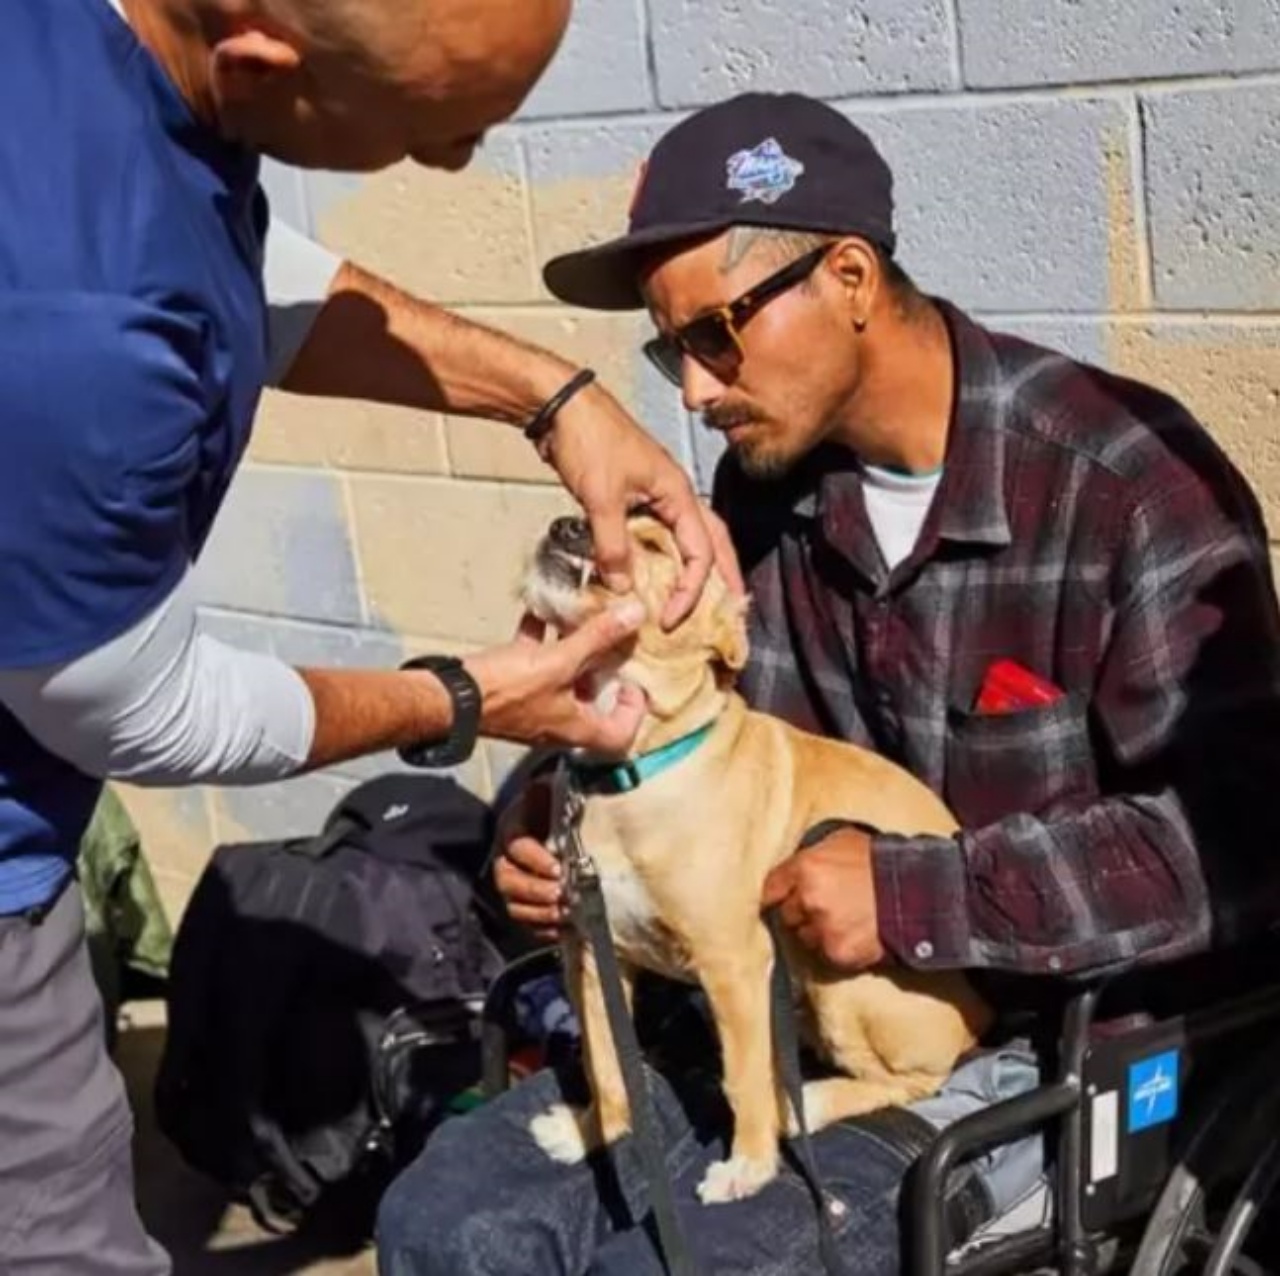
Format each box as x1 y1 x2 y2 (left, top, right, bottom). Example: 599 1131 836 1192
710 595 751 672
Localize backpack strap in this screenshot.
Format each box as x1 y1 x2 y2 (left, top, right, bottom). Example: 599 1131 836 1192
287 814 370 860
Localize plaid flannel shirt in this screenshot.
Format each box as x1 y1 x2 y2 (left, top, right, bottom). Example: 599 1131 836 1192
714 301 1280 982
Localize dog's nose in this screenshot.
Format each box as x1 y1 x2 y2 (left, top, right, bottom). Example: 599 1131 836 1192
549 516 592 555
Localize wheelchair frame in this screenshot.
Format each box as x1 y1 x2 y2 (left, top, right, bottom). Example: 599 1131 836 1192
479 948 1280 1276
912 968 1280 1276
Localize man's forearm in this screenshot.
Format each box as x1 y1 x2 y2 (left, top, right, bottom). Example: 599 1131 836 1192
298 666 454 771
277 261 572 425
869 792 1210 978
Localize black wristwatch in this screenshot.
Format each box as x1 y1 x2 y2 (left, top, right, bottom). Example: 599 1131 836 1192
398 655 482 768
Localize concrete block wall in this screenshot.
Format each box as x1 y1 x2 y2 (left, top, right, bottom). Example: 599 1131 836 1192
119 0 1280 922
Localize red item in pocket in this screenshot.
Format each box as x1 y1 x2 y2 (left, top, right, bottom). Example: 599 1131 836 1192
975 659 1065 714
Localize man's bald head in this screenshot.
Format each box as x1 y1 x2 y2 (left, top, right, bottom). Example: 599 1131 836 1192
146 0 570 170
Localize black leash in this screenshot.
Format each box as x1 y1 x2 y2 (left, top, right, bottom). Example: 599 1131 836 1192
552 766 700 1276
763 816 886 1276
765 907 852 1276
551 769 854 1276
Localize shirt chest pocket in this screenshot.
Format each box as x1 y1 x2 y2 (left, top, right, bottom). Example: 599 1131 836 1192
944 692 1096 829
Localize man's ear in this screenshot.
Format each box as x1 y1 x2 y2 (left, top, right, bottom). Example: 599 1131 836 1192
710 596 751 672
211 29 302 106
828 237 878 329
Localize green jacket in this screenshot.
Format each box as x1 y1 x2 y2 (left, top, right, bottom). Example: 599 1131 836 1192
78 786 174 1026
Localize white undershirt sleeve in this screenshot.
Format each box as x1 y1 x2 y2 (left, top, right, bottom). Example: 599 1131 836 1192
263 213 343 387
0 573 316 786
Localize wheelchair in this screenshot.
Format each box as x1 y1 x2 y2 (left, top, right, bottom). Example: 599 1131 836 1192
477 936 1280 1276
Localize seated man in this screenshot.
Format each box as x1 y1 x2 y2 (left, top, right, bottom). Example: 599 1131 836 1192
377 92 1280 1275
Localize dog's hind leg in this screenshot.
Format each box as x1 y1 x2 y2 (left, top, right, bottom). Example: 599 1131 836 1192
783 1071 946 1138
530 936 635 1164
694 928 781 1205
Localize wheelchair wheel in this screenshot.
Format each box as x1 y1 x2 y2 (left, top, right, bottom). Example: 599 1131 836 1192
1130 1038 1280 1276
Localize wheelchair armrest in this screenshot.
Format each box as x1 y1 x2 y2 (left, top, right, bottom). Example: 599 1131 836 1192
915 947 1280 1276
912 983 1104 1276
911 1084 1080 1276
480 945 562 1097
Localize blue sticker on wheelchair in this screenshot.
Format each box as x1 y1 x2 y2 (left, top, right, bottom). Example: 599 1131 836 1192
1127 1049 1180 1132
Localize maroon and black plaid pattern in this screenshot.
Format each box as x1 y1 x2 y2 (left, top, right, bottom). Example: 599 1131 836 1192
714 301 1280 981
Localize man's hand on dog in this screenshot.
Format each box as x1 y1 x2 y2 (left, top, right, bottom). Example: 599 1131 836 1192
761 828 886 971
493 779 567 941
496 816 889 959
466 603 649 754
544 380 744 629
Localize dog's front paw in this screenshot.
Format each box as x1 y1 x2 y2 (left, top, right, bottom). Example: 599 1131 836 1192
696 1154 778 1204
530 1104 591 1164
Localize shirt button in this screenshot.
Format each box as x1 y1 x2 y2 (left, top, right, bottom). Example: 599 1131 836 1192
1047 955 1063 972
914 941 934 961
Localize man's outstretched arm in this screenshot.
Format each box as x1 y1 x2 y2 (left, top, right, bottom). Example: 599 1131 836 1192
275 254 742 628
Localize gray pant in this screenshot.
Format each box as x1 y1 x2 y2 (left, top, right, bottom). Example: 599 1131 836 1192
0 885 169 1276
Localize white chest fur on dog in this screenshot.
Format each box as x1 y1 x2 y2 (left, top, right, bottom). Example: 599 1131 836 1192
598 862 696 984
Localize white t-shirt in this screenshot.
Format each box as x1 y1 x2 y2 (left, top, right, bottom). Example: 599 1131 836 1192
861 463 943 571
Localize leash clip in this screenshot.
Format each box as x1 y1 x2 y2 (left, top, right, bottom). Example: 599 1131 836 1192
551 762 598 900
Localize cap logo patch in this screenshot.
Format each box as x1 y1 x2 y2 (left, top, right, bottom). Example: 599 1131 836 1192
726 138 805 205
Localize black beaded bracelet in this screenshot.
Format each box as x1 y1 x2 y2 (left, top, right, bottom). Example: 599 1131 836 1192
522 368 597 448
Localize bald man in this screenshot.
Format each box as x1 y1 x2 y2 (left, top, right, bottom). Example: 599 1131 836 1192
0 2 738 1273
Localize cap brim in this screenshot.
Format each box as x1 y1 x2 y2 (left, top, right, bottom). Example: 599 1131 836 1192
542 218 736 311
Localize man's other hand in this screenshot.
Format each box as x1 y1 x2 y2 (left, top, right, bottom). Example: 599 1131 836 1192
761 827 886 971
546 382 744 629
492 779 566 941
464 602 650 754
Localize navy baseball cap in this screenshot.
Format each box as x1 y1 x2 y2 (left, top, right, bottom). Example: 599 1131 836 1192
542 92 897 312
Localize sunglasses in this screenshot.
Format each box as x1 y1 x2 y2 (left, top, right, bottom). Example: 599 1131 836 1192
642 245 830 388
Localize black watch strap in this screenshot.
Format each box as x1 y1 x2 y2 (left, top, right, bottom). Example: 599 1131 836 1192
398 655 482 768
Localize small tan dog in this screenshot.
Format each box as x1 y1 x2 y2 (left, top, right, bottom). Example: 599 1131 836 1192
520 512 990 1204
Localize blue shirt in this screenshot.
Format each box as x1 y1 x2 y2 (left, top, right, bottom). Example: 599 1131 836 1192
0 0 271 913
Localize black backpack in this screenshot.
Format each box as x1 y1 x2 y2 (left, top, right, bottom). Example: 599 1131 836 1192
154 773 515 1233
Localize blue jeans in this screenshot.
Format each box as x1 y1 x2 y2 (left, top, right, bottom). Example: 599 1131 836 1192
376 1045 1041 1276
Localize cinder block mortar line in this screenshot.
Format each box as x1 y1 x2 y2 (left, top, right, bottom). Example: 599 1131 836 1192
1128 95 1156 311
236 455 535 481
292 167 315 237
637 0 661 108
207 787 233 848
373 301 1280 324
976 311 1280 325
512 136 547 290
337 467 574 492
512 137 543 301
439 412 459 477
198 604 396 640
198 788 220 858
942 0 965 90
338 472 373 626
240 459 570 488
502 66 1280 136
